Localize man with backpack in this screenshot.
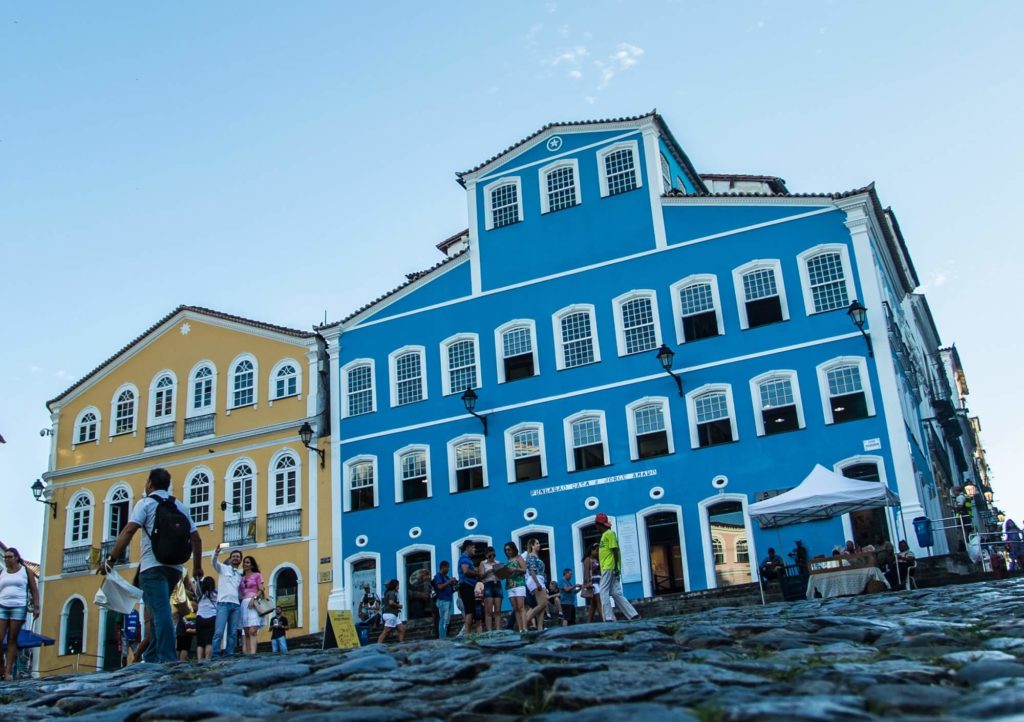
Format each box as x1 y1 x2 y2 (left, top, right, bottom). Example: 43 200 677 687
100 468 203 663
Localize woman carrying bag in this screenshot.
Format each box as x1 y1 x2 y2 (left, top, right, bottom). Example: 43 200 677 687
239 556 265 655
0 548 39 681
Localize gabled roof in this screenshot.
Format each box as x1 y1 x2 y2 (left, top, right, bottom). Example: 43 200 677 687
47 306 314 409
436 228 469 255
456 111 707 194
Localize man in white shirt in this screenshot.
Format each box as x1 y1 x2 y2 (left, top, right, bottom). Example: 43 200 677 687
211 546 244 657
101 468 202 663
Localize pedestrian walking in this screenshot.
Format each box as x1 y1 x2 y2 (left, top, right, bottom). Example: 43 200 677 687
582 543 602 623
239 556 265 655
559 568 580 626
211 546 243 657
100 468 203 663
378 579 406 643
431 561 456 639
269 606 289 653
478 547 504 632
194 576 217 660
523 538 549 631
0 548 40 681
457 540 478 635
503 542 528 632
595 513 639 622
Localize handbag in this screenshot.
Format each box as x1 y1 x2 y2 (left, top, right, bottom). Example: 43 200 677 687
171 579 192 616
581 585 594 599
253 594 275 616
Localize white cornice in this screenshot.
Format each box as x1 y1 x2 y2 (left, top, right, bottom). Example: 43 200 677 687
663 196 834 207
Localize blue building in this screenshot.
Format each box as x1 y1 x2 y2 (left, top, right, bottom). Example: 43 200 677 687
319 112 977 619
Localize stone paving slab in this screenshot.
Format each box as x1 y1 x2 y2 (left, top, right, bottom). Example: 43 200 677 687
6 577 1024 720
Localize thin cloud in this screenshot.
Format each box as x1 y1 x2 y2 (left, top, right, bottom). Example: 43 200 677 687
551 46 588 66
593 42 644 90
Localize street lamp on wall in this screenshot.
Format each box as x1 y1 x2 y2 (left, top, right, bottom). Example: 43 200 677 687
655 344 683 397
31 479 57 518
846 300 874 357
461 387 488 436
963 483 978 498
298 421 325 469
984 490 994 503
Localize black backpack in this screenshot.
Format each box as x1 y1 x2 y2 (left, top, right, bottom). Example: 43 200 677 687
144 495 192 565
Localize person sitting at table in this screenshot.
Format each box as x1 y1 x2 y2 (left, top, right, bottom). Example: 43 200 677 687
896 540 916 586
759 548 785 581
842 540 861 555
875 541 896 584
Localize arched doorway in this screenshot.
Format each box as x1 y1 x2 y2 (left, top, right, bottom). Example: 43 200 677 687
705 500 752 587
63 598 85 655
645 512 685 595
403 550 433 620
274 567 299 628
516 528 553 580
102 610 121 670
841 461 892 548
349 557 379 617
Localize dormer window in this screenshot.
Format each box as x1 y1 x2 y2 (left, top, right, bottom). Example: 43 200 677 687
539 160 581 214
598 141 642 198
484 178 523 230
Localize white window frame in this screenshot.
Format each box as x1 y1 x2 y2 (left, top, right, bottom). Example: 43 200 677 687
268 562 305 630
731 259 790 331
186 361 217 417
65 491 94 548
227 353 259 410
625 396 676 461
597 140 643 198
341 358 377 418
503 422 548 484
343 455 379 512
748 370 806 436
552 303 601 371
226 457 258 519
59 595 89 657
816 356 876 425
563 410 610 472
388 345 428 408
103 484 132 542
393 444 432 503
797 243 857 316
494 319 540 384
269 358 303 402
685 383 739 449
109 383 139 437
447 433 489 494
612 289 663 357
146 370 178 426
269 449 301 512
184 466 214 526
538 158 582 214
670 274 725 344
482 176 524 231
73 406 101 447
440 332 481 397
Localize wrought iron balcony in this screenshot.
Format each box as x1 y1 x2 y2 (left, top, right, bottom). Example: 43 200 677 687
224 518 257 546
145 421 176 447
100 540 129 566
184 413 216 439
266 509 302 541
62 546 92 574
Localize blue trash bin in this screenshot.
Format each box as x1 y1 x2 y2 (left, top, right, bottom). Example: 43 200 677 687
912 516 933 549
355 622 371 646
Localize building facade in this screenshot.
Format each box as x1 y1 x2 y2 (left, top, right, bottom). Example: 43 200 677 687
37 306 330 675
322 112 988 620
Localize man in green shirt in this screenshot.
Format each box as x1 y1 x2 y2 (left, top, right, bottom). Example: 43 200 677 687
595 513 639 622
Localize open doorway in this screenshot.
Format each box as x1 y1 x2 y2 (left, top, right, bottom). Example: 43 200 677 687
644 512 685 595
706 499 752 586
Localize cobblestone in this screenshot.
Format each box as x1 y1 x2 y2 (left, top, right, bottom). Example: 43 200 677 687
5 577 1024 720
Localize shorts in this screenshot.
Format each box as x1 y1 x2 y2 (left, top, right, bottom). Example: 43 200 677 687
458 584 476 615
195 615 215 647
0 605 27 621
508 586 526 599
526 575 546 593
483 581 503 599
382 613 402 629
563 605 577 625
176 635 193 653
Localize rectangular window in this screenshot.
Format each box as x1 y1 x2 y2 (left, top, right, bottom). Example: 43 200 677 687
193 379 212 410
759 378 800 434
634 404 669 459
572 418 605 470
828 365 869 422
807 252 850 312
276 373 297 399
502 327 535 381
233 366 254 407
605 148 637 196
491 183 520 229
455 442 485 493
275 468 297 507
401 452 429 502
561 312 596 368
513 429 543 481
546 166 577 212
621 297 658 354
350 462 375 511
347 365 374 416
447 340 478 394
396 353 423 405
680 283 719 341
189 481 210 524
694 392 733 447
743 269 783 328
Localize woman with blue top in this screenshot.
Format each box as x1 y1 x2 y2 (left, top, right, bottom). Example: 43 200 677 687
523 538 549 631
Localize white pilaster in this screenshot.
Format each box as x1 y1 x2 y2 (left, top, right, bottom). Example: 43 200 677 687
304 345 320 634
642 125 668 249
322 328 346 610
466 180 482 295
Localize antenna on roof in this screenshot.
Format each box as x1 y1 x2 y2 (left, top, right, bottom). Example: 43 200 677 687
323 310 327 325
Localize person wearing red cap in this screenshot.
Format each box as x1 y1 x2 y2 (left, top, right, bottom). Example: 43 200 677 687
594 513 639 622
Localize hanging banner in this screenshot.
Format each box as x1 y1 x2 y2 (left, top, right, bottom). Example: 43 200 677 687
615 514 643 584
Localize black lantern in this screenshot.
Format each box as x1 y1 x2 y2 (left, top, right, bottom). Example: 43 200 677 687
847 300 874 357
31 479 57 518
655 344 683 397
297 421 325 468
461 387 488 436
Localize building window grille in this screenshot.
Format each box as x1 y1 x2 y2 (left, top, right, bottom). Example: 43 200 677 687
188 472 211 524
560 312 596 368
275 364 298 399
620 296 658 355
454 440 485 493
447 339 478 395
694 391 734 447
634 403 669 459
395 352 424 406
347 364 374 416
512 428 543 481
758 377 800 434
571 417 606 471
680 282 719 341
501 326 535 381
274 455 298 508
114 390 135 434
742 268 784 328
806 251 850 313
491 183 520 229
77 412 98 444
400 451 429 502
827 364 868 423
349 461 375 511
232 360 255 408
604 148 637 196
546 166 577 212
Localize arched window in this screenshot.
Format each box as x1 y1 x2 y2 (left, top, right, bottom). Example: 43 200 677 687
185 469 212 525
111 385 137 435
75 408 100 445
495 320 538 383
229 462 255 517
626 397 673 460
273 567 300 629
229 356 257 409
597 141 641 197
151 373 175 422
732 260 789 330
504 423 546 483
272 453 299 509
671 274 724 343
105 486 130 541
67 493 92 547
553 304 600 370
188 363 216 417
62 598 86 655
750 370 805 436
389 347 426 407
712 537 725 565
817 357 875 424
797 244 856 315
735 539 749 564
271 359 301 400
441 333 480 396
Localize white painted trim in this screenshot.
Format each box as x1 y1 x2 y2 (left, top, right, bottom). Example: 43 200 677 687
268 562 304 630
503 422 548 485
65 489 95 548
833 455 896 547
697 493 759 589
227 353 259 410
268 447 302 513
393 444 432 503
394 544 435 622
685 383 738 449
510 523 557 582
611 289 663 357
59 594 88 657
670 274 725 345
102 482 133 542
268 357 303 403
815 355 876 425
663 196 835 207
732 259 790 331
109 382 139 438
146 369 178 427
643 127 668 248
596 140 643 198
446 433 489 494
344 551 382 615
635 503 689 597
343 455 378 512
73 405 102 448
482 176 524 231
624 396 675 461
466 181 482 297
538 158 582 214
563 410 610 472
338 332 862 445
186 360 218 418
340 358 377 418
494 319 540 384
748 370 806 437
439 332 481 397
388 345 428 408
183 465 215 526
226 456 258 518
325 331 345 610
552 303 601 371
796 243 857 316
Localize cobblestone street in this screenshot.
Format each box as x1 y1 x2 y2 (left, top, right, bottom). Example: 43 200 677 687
6 578 1024 721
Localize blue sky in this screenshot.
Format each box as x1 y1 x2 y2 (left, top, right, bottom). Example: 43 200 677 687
2 2 1021 559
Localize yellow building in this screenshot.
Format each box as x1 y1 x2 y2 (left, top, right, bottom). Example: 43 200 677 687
35 306 332 675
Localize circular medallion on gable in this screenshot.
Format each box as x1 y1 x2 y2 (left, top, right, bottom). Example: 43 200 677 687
585 496 599 510
650 486 665 500
409 526 422 539
355 535 369 548
546 136 563 152
464 517 479 530
524 508 538 522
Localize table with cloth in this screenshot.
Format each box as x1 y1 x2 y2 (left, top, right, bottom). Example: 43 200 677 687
806 566 890 599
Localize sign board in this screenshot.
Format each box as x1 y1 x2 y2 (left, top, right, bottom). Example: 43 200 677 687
322 610 360 650
320 556 331 565
863 438 882 451
318 570 333 584
615 514 643 584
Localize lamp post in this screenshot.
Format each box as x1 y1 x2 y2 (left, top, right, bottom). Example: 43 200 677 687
461 387 488 436
655 344 683 397
964 483 978 498
31 479 57 518
846 300 874 357
984 490 994 503
298 421 325 468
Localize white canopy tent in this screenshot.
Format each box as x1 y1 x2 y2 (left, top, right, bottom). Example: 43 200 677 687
748 464 901 528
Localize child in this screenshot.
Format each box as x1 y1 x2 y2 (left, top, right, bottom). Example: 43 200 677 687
194 576 217 660
559 568 581 626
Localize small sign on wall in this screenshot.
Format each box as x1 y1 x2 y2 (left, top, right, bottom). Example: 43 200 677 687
320 556 331 565
863 438 882 451
318 570 333 584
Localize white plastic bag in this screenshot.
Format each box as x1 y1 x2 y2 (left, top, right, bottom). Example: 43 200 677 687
94 572 143 614
967 533 983 563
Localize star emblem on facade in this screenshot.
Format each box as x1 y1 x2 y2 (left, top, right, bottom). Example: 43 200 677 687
180 323 191 336
546 136 563 152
